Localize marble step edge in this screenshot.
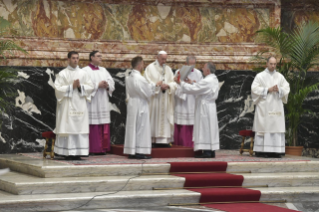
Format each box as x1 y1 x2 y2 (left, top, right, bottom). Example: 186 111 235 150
3 171 319 195
0 173 186 195
0 190 201 212
2 155 319 178
0 156 171 178
0 187 319 212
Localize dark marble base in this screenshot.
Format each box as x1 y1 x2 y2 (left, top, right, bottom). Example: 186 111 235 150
0 66 318 154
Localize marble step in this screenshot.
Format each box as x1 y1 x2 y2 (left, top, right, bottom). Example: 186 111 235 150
0 189 200 212
2 170 319 195
0 171 185 195
241 172 319 187
0 186 319 212
1 154 319 178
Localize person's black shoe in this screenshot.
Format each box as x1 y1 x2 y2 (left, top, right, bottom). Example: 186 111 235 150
152 143 171 148
255 152 261 157
128 155 136 159
211 150 216 158
263 153 269 158
271 153 282 158
195 150 211 158
135 154 152 159
64 156 73 160
73 156 82 160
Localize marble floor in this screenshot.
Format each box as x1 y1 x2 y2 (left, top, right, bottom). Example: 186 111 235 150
1 152 319 212
20 150 319 166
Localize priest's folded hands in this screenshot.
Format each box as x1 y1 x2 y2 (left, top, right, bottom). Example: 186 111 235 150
73 79 80 89
268 85 279 93
98 80 109 89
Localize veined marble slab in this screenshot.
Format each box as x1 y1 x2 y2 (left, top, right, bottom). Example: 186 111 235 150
254 186 319 202
0 154 170 178
0 171 185 195
240 172 319 187
227 161 319 173
0 189 201 212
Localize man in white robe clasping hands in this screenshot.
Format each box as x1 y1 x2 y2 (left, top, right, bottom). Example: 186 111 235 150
251 56 290 158
124 56 162 159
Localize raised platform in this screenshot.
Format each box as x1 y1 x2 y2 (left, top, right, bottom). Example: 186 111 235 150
0 151 318 211
111 144 195 158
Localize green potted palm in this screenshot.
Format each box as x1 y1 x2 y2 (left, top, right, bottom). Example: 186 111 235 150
0 17 27 127
253 21 319 156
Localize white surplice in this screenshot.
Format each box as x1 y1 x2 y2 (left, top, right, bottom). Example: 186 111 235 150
175 68 203 125
251 68 290 153
82 65 115 125
144 60 177 144
124 70 159 155
53 65 94 156
181 74 220 151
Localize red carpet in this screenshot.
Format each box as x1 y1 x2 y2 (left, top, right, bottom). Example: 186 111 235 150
169 162 298 212
111 145 194 158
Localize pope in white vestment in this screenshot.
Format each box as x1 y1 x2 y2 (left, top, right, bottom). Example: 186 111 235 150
82 51 115 154
251 57 290 158
174 56 203 147
144 51 176 146
176 62 220 158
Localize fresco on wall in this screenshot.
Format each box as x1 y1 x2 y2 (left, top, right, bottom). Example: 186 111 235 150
0 0 270 43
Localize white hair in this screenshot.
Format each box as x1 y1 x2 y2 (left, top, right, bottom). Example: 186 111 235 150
158 50 167 55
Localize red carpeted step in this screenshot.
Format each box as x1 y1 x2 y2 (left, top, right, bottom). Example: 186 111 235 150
207 203 299 212
189 187 261 203
111 145 194 158
169 161 228 172
174 173 243 187
168 161 297 212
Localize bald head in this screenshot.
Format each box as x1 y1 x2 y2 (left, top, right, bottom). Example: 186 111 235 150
267 56 277 72
157 51 168 66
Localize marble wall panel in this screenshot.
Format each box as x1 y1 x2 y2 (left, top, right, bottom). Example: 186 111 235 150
0 0 280 69
1 66 318 154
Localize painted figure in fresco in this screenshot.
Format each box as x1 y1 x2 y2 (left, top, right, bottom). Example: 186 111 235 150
144 51 177 148
124 56 163 159
82 51 115 155
173 55 203 148
251 56 290 158
175 62 220 158
53 51 94 160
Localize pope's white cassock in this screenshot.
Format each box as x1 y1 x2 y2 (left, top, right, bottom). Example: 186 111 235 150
124 70 159 154
174 68 203 147
251 68 290 154
82 64 115 153
180 73 220 151
145 60 177 144
54 65 94 156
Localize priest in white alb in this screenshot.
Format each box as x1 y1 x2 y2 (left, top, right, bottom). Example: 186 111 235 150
124 56 162 159
252 56 290 158
175 62 220 158
82 51 115 155
54 51 94 160
144 51 176 147
174 55 203 147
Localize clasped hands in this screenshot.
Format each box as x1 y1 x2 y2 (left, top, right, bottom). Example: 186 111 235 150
268 85 279 93
98 80 109 89
156 81 170 91
73 79 80 89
